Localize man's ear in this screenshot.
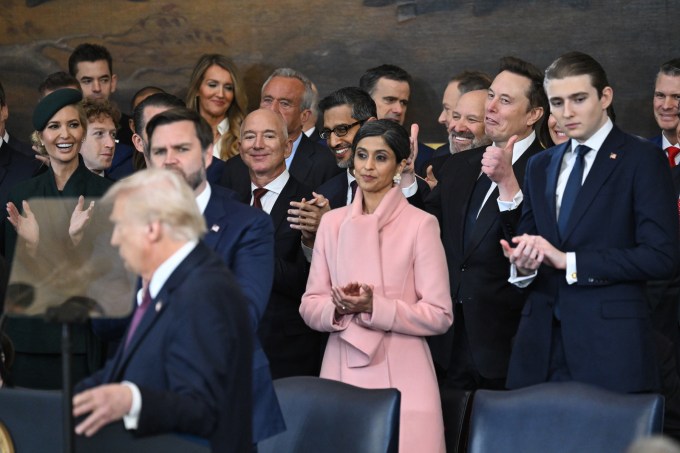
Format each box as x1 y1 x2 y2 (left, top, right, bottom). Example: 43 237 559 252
300 109 311 127
132 133 145 154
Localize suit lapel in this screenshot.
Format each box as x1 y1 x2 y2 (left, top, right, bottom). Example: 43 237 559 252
561 128 624 242
203 190 225 250
289 135 313 184
545 142 569 242
269 178 297 231
111 244 206 380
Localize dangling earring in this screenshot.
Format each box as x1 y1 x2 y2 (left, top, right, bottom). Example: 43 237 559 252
393 173 401 185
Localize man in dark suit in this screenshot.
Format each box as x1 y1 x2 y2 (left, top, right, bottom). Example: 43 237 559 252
502 52 679 393
73 168 252 452
69 43 135 178
427 57 548 390
359 63 435 175
144 107 284 444
0 80 38 159
649 59 680 155
259 68 341 190
230 108 322 379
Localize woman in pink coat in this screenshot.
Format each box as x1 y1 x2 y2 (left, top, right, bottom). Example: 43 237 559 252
300 119 453 453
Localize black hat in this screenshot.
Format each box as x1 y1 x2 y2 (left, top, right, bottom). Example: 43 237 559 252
32 88 82 131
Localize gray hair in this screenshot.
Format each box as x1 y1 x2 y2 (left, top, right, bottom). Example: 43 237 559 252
261 68 315 110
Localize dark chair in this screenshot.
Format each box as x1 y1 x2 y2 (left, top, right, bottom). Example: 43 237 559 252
440 387 474 453
0 388 210 453
467 382 664 453
258 376 400 453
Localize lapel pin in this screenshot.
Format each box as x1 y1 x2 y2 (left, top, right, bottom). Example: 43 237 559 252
609 153 617 159
211 224 220 232
155 301 163 312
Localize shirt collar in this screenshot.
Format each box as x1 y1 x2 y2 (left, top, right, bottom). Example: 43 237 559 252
569 118 613 153
195 182 212 214
250 169 290 196
662 133 679 150
148 241 198 300
1 131 8 147
217 118 229 136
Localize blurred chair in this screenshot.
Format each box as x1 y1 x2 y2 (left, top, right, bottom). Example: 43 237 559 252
440 388 474 452
468 381 664 453
0 387 209 453
258 376 400 453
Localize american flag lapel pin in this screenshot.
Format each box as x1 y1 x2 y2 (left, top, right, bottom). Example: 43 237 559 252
610 153 617 159
211 224 220 232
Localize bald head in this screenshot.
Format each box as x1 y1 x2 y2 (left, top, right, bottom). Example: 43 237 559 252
239 109 292 186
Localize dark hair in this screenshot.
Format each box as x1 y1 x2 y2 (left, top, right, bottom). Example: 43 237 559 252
318 87 377 121
133 92 184 137
352 119 410 162
68 43 113 76
359 64 412 95
545 51 610 98
38 72 81 98
146 107 213 157
130 86 165 110
499 56 547 111
451 70 492 94
658 58 680 78
82 98 121 128
0 79 5 107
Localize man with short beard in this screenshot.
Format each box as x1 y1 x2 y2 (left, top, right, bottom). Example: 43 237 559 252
144 107 285 446
426 56 548 391
316 87 422 209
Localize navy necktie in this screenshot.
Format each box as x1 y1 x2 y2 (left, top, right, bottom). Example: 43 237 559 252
558 145 591 238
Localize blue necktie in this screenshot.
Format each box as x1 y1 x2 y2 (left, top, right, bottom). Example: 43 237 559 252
558 145 591 238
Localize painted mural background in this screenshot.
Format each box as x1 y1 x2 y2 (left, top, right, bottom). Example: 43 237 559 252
0 0 676 143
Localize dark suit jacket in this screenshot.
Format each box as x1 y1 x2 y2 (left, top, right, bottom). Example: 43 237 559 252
6 133 36 158
225 172 321 378
106 143 136 181
203 184 284 442
414 141 435 176
77 242 253 452
289 134 342 190
507 126 680 393
649 134 663 149
0 141 41 252
426 139 543 379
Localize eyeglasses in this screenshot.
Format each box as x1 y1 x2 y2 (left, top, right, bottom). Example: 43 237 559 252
319 121 364 140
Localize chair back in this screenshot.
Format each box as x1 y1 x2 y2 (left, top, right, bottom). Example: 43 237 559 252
467 382 664 453
258 376 400 453
0 387 210 453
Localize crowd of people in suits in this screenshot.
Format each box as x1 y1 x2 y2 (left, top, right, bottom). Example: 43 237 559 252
0 42 680 451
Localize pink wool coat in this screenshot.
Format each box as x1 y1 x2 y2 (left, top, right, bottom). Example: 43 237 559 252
300 186 453 453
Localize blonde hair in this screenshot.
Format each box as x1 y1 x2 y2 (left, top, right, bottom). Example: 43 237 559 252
102 169 206 242
186 54 247 161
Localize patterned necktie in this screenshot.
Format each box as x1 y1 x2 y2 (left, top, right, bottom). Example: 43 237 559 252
667 146 680 168
350 180 358 203
252 188 268 209
125 288 152 350
558 145 591 238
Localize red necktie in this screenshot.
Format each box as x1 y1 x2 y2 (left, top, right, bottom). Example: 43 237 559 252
668 146 680 168
252 188 268 209
125 288 152 350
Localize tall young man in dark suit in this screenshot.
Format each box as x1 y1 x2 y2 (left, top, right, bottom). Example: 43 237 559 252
237 108 323 378
74 169 253 452
427 57 548 390
144 107 285 444
502 51 679 393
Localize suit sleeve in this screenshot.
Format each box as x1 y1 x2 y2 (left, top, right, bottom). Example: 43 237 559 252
135 275 252 441
229 212 275 329
576 150 680 284
356 215 453 336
